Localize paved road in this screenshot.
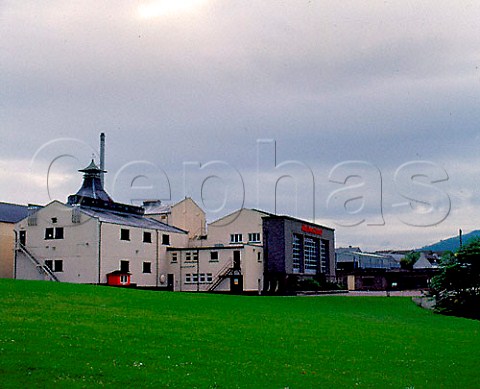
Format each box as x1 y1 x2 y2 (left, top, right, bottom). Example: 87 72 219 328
329 290 424 297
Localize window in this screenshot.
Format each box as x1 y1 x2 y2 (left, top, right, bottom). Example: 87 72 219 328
320 240 329 274
120 260 129 272
143 262 152 273
293 234 301 273
186 273 213 284
162 234 170 245
54 260 63 272
171 253 178 263
257 252 262 262
120 275 129 284
45 228 54 240
248 233 261 243
185 252 198 262
210 251 219 261
45 259 63 272
45 227 63 240
230 233 243 243
120 229 130 241
304 237 319 274
54 228 64 240
45 259 53 271
143 231 152 243
51 217 58 224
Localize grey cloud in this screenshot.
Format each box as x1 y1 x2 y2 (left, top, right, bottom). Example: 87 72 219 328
2 0 480 249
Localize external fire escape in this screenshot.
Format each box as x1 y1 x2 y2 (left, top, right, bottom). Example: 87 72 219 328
208 257 242 292
15 242 59 282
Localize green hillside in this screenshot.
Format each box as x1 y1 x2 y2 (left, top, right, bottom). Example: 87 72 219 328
1 279 479 388
419 230 480 252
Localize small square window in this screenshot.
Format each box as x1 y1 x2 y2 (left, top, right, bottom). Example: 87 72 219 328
210 251 219 261
207 273 213 283
54 259 63 272
143 262 152 273
45 259 53 270
120 229 130 241
120 260 129 272
185 273 191 283
54 227 64 240
171 253 178 263
45 228 54 240
143 231 152 243
162 234 170 245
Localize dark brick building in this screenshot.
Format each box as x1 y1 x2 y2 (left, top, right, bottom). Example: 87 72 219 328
262 215 335 294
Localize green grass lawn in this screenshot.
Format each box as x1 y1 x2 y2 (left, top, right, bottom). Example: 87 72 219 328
1 279 479 388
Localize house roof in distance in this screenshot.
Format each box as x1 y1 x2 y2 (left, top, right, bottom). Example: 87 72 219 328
0 202 29 223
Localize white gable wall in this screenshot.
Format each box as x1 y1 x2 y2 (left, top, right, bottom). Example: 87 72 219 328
206 209 266 246
15 201 99 283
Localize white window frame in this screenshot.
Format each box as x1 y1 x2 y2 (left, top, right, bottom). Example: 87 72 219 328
230 233 243 243
248 232 261 243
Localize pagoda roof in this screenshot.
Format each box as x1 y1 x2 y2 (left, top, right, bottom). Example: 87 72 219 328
79 159 106 174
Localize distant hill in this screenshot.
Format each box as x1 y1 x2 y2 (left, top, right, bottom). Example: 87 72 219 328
419 230 480 252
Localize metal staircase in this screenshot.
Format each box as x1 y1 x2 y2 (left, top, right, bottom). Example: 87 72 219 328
208 263 234 292
16 242 59 282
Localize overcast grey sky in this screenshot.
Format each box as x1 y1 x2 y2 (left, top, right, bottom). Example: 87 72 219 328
2 1 480 250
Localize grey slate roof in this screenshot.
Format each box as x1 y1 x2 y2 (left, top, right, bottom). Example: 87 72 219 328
79 207 187 234
0 202 29 223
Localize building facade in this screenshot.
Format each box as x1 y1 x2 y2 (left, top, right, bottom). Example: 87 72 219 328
15 161 188 287
169 208 336 294
166 244 263 293
0 202 29 278
262 215 335 294
13 161 336 294
144 197 206 241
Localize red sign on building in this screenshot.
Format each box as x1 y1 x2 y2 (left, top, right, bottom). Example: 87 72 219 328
301 224 323 236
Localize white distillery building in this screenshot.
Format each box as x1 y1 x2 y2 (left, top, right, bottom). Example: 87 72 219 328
143 197 207 242
15 161 188 287
167 208 336 294
14 159 336 294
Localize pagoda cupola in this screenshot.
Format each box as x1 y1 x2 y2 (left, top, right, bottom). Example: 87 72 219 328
67 159 113 205
67 159 144 215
